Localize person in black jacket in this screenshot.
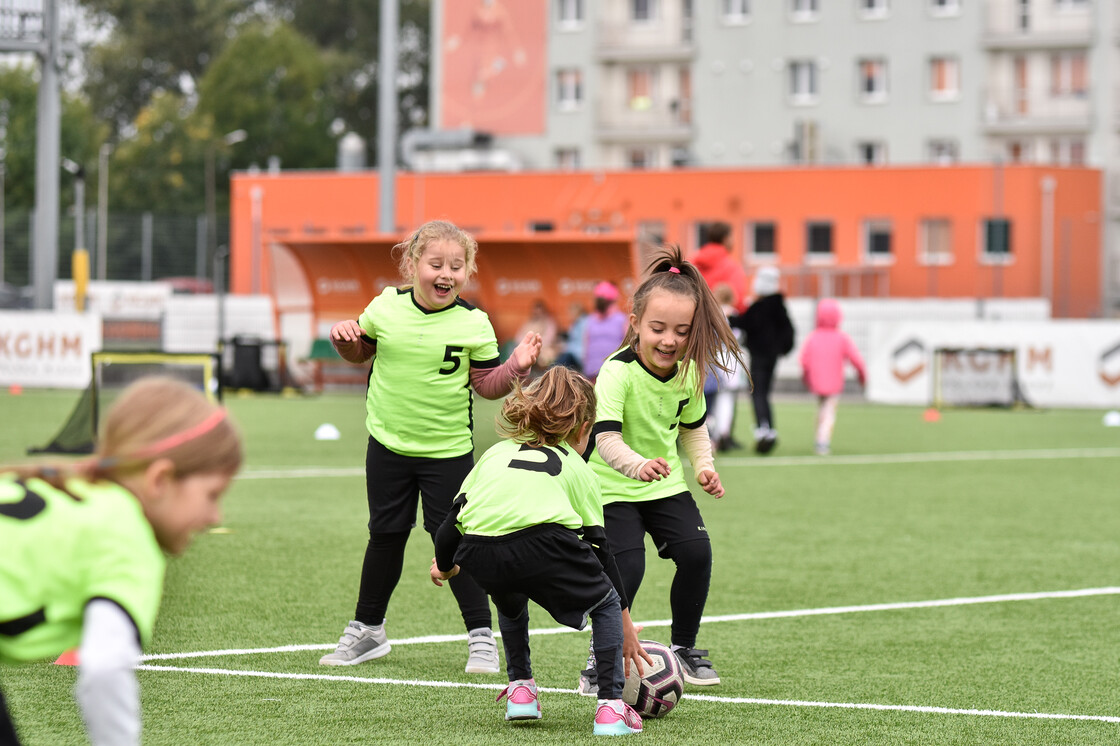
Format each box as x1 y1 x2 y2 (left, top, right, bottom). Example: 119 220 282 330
737 266 795 454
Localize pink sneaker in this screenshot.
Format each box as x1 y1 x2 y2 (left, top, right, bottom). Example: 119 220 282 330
496 678 541 721
593 699 642 736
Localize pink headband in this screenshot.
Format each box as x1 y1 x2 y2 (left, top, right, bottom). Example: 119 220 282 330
668 266 681 274
132 409 228 459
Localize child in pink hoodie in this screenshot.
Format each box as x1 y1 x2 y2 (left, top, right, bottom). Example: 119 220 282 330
799 299 866 455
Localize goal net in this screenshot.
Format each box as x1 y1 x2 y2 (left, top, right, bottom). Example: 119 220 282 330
29 351 222 455
931 347 1029 408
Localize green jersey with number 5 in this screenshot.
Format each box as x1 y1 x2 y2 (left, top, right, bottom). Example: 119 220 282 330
358 287 501 458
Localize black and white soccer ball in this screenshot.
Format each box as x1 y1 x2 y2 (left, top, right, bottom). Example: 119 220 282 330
622 640 684 718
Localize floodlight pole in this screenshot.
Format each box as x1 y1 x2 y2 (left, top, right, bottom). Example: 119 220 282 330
31 0 62 309
378 0 398 233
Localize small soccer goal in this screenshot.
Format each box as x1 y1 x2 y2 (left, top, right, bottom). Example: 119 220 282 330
931 347 1030 408
29 351 222 455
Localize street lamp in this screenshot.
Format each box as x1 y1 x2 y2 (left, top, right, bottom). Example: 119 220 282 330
205 128 248 285
97 142 111 280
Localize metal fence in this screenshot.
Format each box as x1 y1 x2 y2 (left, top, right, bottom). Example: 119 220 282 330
0 209 230 291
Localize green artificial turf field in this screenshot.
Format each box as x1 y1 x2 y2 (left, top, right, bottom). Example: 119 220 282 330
2 387 1119 745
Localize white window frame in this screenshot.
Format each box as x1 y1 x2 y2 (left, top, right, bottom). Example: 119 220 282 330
748 221 778 260
555 69 583 111
860 0 889 19
805 220 835 263
627 147 657 169
927 139 959 165
930 0 961 18
790 0 820 22
929 56 960 102
557 0 584 29
721 0 750 24
858 58 889 103
632 0 657 23
863 219 894 264
979 217 1014 266
1050 51 1088 98
626 66 659 111
918 218 954 267
789 59 819 105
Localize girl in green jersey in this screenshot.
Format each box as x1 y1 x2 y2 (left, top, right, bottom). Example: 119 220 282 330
1 377 242 745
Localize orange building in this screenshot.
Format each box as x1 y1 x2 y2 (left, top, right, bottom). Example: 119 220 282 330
230 165 1101 344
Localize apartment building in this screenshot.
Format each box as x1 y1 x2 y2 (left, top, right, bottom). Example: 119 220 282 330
425 0 1118 313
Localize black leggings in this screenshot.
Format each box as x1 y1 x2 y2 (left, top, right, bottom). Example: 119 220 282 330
0 685 19 745
613 539 712 649
749 354 778 430
355 530 491 631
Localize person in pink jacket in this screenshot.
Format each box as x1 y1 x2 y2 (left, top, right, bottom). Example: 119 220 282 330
799 299 866 455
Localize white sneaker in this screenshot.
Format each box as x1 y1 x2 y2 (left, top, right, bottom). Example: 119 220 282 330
318 620 390 666
465 627 501 673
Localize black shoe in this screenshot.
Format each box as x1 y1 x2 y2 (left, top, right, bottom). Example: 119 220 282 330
755 432 778 454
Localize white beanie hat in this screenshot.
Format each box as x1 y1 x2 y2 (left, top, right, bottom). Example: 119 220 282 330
753 266 781 296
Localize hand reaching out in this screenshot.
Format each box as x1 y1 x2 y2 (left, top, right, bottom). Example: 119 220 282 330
429 558 459 587
511 331 543 372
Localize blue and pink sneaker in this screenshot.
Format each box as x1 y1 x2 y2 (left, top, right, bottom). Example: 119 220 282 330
497 678 541 721
593 699 643 736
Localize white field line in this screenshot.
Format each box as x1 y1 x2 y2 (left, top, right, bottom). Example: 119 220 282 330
140 586 1120 662
237 447 1120 479
134 664 1120 725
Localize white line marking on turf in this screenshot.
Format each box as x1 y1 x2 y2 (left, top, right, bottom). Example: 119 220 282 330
713 446 1120 468
135 665 1120 725
237 447 1120 479
140 586 1120 662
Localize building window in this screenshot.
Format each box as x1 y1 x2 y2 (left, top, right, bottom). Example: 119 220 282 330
807 221 833 257
789 60 818 103
1055 0 1089 7
556 69 583 110
721 0 750 23
632 0 656 22
627 67 657 111
982 218 1012 260
555 148 581 170
857 141 887 166
930 0 961 16
919 218 953 266
927 139 959 164
1050 52 1088 97
628 147 656 169
864 220 893 262
858 58 888 102
1048 138 1086 166
860 0 889 18
929 56 960 101
557 0 584 27
791 0 819 20
750 222 777 257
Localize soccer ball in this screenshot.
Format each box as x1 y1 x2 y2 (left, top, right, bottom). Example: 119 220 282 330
622 640 684 718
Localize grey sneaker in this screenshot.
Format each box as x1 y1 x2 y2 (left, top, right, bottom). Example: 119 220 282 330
318 621 390 666
577 666 599 697
673 647 721 686
465 627 500 673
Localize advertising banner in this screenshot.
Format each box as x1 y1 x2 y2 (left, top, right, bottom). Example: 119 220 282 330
868 321 1120 408
0 312 103 388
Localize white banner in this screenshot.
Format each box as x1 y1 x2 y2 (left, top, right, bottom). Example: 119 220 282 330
54 280 172 320
868 321 1120 408
0 312 103 388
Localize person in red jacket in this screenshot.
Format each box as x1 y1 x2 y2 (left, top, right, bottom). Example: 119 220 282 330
689 222 747 312
799 299 866 455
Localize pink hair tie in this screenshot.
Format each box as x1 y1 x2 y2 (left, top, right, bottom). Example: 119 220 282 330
132 409 228 459
668 266 681 274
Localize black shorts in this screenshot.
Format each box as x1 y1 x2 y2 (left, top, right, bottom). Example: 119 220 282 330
603 491 710 559
455 524 616 630
365 436 474 534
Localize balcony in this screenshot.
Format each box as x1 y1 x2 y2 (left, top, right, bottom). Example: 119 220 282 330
981 85 1092 134
982 0 1093 49
596 97 693 143
596 19 694 62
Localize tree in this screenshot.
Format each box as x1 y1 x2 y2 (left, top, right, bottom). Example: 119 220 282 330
196 21 338 172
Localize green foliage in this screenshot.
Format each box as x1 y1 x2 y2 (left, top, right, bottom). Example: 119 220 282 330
0 66 107 210
3 392 1120 744
197 21 338 171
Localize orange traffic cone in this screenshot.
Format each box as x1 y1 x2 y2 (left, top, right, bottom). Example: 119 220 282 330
54 648 80 666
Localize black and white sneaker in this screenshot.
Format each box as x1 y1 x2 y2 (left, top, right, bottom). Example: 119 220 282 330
673 647 721 686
